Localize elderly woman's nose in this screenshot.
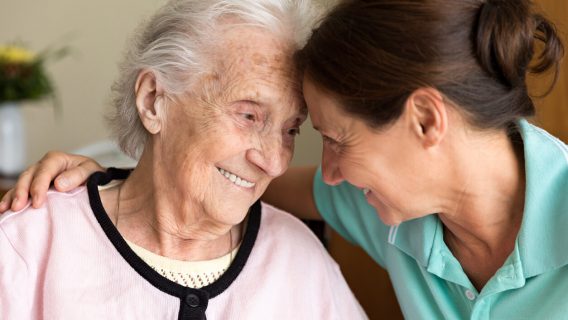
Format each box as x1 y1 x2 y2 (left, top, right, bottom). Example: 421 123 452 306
246 137 288 177
321 148 343 186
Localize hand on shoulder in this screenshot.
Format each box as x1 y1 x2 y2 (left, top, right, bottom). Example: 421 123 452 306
0 151 104 213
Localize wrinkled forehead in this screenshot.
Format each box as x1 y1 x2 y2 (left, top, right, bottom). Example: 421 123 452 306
199 26 305 115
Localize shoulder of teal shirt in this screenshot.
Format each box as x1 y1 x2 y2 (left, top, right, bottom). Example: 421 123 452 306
312 167 391 267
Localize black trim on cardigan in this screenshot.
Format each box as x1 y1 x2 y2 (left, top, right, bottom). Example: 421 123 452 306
86 168 261 320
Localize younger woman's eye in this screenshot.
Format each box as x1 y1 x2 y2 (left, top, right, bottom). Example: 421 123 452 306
322 135 342 152
322 135 336 145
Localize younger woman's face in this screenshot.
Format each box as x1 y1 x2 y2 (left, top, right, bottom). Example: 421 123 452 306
303 77 435 225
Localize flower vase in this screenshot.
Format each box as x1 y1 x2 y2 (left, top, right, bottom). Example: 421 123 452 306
0 102 26 176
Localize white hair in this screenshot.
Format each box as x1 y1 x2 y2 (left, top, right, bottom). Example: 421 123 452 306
108 0 321 158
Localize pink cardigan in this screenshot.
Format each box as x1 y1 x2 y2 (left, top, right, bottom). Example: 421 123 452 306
0 171 366 319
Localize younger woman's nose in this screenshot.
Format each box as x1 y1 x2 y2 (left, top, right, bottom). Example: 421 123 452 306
321 148 344 186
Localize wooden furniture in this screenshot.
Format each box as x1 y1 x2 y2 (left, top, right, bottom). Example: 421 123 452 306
532 0 568 143
328 231 404 319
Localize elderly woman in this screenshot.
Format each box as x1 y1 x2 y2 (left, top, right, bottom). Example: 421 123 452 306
0 0 367 319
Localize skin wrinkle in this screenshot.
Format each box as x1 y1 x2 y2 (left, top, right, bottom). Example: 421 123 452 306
158 101 205 207
155 105 219 239
158 99 214 231
201 27 303 155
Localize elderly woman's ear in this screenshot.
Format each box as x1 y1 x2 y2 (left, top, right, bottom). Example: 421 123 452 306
135 70 165 134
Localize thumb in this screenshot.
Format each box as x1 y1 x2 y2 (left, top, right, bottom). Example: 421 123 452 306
54 161 104 191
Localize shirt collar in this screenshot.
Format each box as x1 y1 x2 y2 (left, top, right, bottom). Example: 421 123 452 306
516 120 568 277
386 215 436 268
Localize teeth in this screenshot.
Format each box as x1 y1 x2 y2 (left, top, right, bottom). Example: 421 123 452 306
363 188 370 195
218 168 255 188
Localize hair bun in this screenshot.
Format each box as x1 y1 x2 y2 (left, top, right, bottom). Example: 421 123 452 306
476 0 533 88
475 0 563 92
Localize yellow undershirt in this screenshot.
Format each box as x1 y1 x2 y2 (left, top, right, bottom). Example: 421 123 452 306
126 239 239 288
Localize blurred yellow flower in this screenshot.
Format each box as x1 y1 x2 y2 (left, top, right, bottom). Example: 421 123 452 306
0 45 36 64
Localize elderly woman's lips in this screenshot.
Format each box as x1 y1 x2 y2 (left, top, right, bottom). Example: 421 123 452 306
217 167 256 188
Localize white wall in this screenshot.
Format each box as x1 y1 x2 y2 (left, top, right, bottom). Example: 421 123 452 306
1 0 324 167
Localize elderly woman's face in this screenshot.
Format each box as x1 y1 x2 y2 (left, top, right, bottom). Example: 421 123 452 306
155 27 305 226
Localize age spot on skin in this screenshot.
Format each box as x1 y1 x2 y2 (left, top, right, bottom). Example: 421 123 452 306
252 52 268 66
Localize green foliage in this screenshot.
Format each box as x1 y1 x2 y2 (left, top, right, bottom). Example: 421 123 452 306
0 45 68 105
0 60 54 102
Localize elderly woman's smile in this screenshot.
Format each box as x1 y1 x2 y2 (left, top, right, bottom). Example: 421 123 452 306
217 168 256 188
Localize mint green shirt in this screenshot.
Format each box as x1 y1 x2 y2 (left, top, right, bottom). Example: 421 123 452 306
314 120 568 319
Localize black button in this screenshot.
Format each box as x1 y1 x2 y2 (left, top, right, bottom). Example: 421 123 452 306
185 294 200 307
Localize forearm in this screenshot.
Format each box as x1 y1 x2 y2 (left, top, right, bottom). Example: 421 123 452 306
261 166 321 220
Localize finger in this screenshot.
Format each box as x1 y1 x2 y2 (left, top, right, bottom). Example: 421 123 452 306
29 167 57 209
0 189 14 213
28 151 80 205
10 166 38 211
54 160 105 192
10 189 29 212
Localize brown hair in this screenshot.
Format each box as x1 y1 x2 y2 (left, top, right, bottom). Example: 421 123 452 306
298 0 564 130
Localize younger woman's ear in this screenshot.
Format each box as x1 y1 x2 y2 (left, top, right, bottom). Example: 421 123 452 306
135 70 165 134
405 87 448 147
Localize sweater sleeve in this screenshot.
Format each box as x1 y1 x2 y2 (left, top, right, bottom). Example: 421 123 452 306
0 223 33 319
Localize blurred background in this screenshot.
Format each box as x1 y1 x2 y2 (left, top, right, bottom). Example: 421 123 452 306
1 0 566 318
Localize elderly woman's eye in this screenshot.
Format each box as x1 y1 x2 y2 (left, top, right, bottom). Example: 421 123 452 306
287 127 301 136
241 113 256 121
